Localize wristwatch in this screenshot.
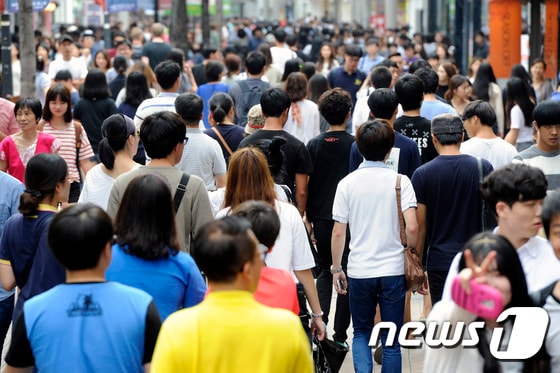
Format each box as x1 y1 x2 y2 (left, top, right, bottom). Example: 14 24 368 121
330 265 343 274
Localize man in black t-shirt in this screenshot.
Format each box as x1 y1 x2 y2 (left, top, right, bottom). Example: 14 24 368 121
240 88 312 216
306 88 354 345
394 74 438 164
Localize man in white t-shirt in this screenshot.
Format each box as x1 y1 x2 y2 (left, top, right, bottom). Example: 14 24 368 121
461 100 518 169
331 120 418 372
269 29 297 75
48 35 88 89
442 164 560 299
174 93 226 191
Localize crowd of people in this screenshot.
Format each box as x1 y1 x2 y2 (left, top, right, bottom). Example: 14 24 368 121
0 17 560 373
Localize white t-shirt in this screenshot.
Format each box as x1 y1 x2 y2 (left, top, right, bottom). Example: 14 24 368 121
460 137 518 170
510 104 534 144
208 185 289 217
270 46 297 75
332 161 417 279
176 129 226 191
48 57 88 81
78 163 140 210
284 100 320 145
352 95 371 131
216 200 314 281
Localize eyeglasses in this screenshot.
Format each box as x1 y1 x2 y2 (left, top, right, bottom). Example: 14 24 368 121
183 137 189 145
258 243 271 261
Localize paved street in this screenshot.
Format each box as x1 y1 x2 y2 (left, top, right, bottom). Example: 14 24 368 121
331 292 425 373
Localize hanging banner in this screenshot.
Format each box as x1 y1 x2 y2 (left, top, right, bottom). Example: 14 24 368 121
6 0 49 13
543 0 558 79
488 0 522 78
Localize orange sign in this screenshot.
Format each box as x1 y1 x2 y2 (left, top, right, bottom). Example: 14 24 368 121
544 0 559 79
489 0 522 78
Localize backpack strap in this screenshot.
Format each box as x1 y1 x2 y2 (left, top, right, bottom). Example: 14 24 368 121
238 80 250 93
211 127 233 156
173 173 190 212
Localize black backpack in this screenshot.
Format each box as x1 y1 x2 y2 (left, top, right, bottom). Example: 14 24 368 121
236 80 267 127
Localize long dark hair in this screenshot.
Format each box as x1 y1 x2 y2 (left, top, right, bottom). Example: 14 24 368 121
43 84 73 122
123 71 152 107
19 153 67 216
98 114 136 170
81 68 111 100
209 92 234 124
506 77 535 128
114 174 179 260
458 232 532 373
472 63 497 102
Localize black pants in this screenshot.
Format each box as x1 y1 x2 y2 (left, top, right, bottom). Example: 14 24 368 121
68 181 82 203
428 270 448 305
314 219 351 343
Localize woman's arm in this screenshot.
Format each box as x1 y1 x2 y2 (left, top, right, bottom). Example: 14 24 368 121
0 262 16 291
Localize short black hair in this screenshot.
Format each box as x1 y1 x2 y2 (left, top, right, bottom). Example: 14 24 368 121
408 59 431 74
54 69 72 82
154 60 181 89
14 97 42 121
356 120 395 161
367 88 399 120
175 92 204 124
413 68 438 94
317 88 352 126
245 51 266 75
192 216 256 283
394 74 424 111
201 46 218 59
205 61 225 82
543 190 560 239
481 163 548 215
260 88 290 118
370 66 392 89
533 100 560 127
48 203 113 271
273 28 287 43
232 200 281 249
140 111 186 159
462 100 496 127
344 44 363 58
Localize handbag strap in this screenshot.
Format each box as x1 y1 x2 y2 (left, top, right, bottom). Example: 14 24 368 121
211 126 234 156
476 157 488 230
395 174 407 247
173 173 190 212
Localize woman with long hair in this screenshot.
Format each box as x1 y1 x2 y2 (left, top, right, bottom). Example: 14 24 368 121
91 49 111 74
424 232 532 372
504 77 536 151
108 55 128 100
307 74 331 133
283 72 320 144
204 92 245 164
472 63 504 136
436 61 457 98
258 43 282 85
0 153 68 322
41 84 96 202
530 59 554 103
118 71 153 119
78 114 139 210
106 173 206 320
276 58 303 88
217 147 325 341
73 68 119 158
0 97 59 182
115 61 158 107
316 42 339 77
445 74 471 116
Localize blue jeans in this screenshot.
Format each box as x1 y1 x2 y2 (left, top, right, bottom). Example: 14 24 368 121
348 275 405 373
0 293 14 357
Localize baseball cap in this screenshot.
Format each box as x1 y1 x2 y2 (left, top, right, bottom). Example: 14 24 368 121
431 114 463 135
59 34 74 44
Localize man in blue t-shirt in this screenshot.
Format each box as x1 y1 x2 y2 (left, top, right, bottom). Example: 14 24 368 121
5 204 161 372
411 114 493 305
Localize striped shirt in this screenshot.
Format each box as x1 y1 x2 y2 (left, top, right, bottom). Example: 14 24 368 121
42 122 94 181
133 93 179 130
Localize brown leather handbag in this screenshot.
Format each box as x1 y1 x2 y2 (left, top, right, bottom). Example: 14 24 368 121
396 174 426 292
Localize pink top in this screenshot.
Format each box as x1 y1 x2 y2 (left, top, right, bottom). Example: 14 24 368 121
0 132 60 182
